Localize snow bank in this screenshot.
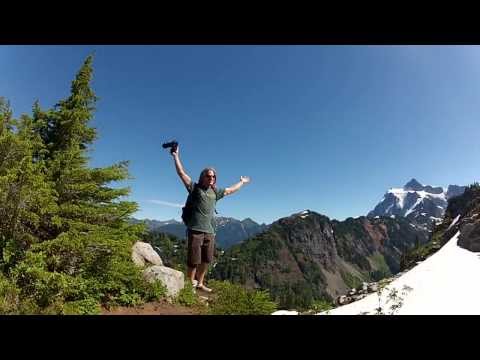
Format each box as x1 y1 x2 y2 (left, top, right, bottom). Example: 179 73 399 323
319 231 480 315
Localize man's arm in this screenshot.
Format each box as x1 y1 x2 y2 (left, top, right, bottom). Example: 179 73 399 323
171 146 192 189
224 176 251 196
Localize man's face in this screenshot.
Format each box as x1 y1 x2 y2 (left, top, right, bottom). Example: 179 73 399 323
202 170 216 187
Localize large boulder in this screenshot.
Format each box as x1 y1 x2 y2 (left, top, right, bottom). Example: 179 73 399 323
143 265 184 298
132 241 163 267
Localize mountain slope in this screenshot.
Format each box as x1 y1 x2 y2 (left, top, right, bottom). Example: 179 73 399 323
400 183 480 270
212 210 429 309
321 183 480 315
321 231 480 315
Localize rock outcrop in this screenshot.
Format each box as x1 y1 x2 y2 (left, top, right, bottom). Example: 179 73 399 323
131 241 184 298
143 265 185 298
132 241 163 267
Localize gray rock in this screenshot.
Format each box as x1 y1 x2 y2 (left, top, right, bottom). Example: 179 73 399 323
353 294 367 301
143 265 184 298
337 295 348 305
458 222 480 253
132 241 163 267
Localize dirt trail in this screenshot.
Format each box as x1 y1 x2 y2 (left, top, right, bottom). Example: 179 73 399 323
101 300 202 315
101 288 214 315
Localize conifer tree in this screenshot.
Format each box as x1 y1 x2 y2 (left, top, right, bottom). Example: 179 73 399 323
0 98 57 270
32 56 138 235
0 57 163 314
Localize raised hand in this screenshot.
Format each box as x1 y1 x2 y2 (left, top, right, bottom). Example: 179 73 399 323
240 176 251 184
171 145 179 157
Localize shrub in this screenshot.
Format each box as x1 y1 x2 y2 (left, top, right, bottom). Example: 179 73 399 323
310 299 334 313
176 281 198 307
208 280 277 315
62 298 101 315
11 240 167 312
0 274 20 314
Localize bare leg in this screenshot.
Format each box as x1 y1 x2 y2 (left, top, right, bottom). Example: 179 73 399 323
187 266 197 284
196 262 209 286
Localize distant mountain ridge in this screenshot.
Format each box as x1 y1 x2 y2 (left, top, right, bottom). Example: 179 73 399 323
130 217 268 249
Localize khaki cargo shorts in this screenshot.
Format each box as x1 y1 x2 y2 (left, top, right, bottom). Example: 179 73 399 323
187 229 215 267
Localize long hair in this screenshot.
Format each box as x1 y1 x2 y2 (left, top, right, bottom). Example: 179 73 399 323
198 167 217 190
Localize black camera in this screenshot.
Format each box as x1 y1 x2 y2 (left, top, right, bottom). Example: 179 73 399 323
162 140 178 154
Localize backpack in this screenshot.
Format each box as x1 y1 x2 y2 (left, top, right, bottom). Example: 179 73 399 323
181 184 197 226
181 183 218 227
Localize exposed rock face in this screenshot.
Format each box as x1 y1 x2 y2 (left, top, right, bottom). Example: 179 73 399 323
448 185 480 253
400 184 480 272
213 209 429 309
458 222 480 252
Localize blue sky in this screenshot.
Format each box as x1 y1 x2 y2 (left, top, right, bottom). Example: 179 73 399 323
1 45 479 224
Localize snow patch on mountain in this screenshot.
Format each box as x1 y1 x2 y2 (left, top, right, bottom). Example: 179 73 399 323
317 228 480 315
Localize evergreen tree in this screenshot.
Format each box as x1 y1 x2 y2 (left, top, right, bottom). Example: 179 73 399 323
0 57 164 314
31 56 138 236
0 98 57 270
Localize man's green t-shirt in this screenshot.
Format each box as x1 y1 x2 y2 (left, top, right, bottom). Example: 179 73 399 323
185 182 225 234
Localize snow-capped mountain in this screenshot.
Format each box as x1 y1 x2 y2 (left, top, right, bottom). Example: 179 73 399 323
368 179 466 229
273 183 480 315
320 184 480 315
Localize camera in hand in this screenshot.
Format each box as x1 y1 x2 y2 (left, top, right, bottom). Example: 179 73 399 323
162 140 178 154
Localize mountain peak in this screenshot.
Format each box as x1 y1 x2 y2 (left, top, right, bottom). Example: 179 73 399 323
369 179 466 230
404 178 424 191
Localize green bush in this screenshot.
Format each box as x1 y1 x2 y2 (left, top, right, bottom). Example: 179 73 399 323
208 280 277 315
341 271 363 289
62 298 101 315
10 238 167 312
144 280 167 302
0 273 43 314
0 274 20 314
176 281 198 307
310 299 334 313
